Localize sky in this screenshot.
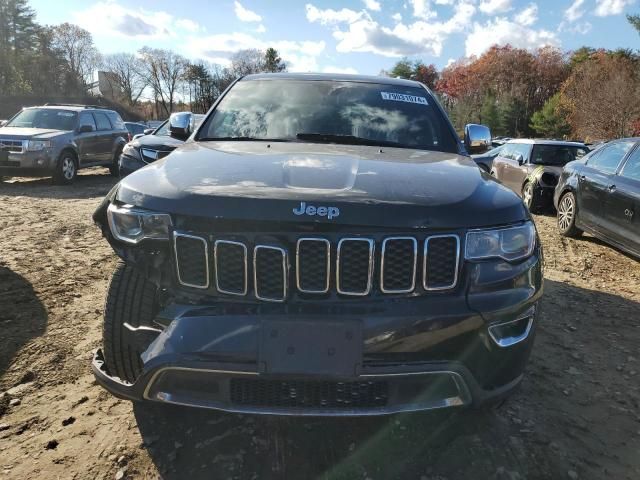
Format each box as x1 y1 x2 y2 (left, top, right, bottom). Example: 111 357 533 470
29 0 639 74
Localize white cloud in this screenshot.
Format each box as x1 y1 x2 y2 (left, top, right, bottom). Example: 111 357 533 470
409 0 437 19
256 24 266 33
445 57 456 67
322 65 359 74
176 18 201 32
594 0 635 16
568 21 592 33
564 0 586 21
311 1 474 58
479 0 512 15
362 0 381 11
392 12 403 21
185 33 325 72
72 1 200 39
465 17 558 57
305 4 364 24
234 1 262 22
514 3 538 25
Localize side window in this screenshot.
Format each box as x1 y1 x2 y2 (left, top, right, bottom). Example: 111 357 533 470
106 112 125 130
588 141 635 174
93 112 112 131
79 112 96 131
512 144 530 162
620 145 640 182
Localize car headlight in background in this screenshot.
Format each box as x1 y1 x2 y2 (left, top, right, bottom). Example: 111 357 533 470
107 203 172 244
26 140 51 151
465 222 536 262
122 143 141 160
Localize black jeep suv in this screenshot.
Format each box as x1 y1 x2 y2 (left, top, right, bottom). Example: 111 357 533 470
92 74 543 416
0 104 128 184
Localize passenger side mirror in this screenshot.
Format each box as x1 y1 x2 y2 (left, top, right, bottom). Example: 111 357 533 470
78 124 94 133
143 128 154 135
0 120 7 127
464 124 492 154
516 154 524 166
169 112 192 141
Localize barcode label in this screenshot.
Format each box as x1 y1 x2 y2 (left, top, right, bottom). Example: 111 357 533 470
380 92 428 105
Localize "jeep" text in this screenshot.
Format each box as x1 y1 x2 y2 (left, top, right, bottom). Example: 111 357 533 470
292 201 340 220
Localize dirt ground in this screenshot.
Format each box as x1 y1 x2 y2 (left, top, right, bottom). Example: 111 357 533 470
0 169 639 480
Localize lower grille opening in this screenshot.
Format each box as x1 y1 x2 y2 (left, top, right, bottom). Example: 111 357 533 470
230 378 389 409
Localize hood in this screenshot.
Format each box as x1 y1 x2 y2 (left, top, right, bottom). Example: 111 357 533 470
0 127 68 140
116 142 528 230
133 134 184 151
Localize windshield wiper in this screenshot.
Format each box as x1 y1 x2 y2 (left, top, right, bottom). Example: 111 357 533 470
295 133 410 149
199 136 291 142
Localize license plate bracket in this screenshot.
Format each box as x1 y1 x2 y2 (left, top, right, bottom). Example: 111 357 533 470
259 320 362 376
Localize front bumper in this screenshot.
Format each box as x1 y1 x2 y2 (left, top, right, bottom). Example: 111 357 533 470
92 249 542 416
0 150 55 176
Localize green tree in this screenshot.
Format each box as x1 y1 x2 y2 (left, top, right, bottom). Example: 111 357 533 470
264 47 286 72
389 58 414 79
530 93 571 138
480 94 501 134
627 14 640 34
0 0 39 94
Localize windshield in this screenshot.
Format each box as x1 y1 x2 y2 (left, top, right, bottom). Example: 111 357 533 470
6 108 78 130
199 80 459 153
530 144 589 166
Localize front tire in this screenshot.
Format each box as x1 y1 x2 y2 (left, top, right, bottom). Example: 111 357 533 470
103 263 160 383
53 152 77 185
109 146 123 176
522 181 541 213
557 191 583 238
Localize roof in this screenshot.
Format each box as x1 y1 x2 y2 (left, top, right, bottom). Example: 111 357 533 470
507 138 586 147
241 72 423 88
26 104 116 112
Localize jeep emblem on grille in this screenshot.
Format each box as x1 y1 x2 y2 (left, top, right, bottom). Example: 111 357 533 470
293 201 340 220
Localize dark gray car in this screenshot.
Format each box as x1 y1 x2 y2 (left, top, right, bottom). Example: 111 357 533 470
0 104 128 184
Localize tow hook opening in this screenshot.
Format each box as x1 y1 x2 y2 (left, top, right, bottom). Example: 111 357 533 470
488 308 535 348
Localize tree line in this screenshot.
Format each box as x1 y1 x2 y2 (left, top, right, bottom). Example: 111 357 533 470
2 0 639 139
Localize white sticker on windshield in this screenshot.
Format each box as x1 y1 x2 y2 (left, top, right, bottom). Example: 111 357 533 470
381 92 428 105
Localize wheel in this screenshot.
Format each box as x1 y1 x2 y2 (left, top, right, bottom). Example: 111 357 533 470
109 146 123 176
557 191 583 238
522 182 541 213
103 263 160 383
53 151 77 185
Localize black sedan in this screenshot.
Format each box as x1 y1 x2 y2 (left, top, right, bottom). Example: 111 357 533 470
554 137 640 258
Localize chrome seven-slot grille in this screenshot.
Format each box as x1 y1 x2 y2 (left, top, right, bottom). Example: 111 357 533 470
173 232 460 302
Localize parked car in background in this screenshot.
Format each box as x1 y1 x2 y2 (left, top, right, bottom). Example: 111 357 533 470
490 139 589 212
472 145 503 172
92 73 542 416
555 138 640 258
492 136 511 147
0 104 128 184
124 122 147 141
118 112 204 177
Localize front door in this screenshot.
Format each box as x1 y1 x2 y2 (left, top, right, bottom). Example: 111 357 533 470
76 112 99 165
577 141 636 231
602 143 640 252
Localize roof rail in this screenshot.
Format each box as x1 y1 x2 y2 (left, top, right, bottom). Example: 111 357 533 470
44 103 110 110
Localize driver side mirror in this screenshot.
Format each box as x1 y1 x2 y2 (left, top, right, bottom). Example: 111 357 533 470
464 124 492 154
0 120 7 128
78 124 94 133
143 128 154 135
169 112 193 141
516 154 524 166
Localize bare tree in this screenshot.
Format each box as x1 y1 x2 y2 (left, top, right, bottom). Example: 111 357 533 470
102 53 148 106
561 53 640 140
229 48 265 77
138 47 187 117
51 22 100 89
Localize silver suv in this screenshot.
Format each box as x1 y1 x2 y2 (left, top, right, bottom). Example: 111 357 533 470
0 104 128 184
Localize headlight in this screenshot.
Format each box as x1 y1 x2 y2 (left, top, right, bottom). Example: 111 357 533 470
465 222 536 262
107 204 172 244
122 144 141 160
27 140 51 151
